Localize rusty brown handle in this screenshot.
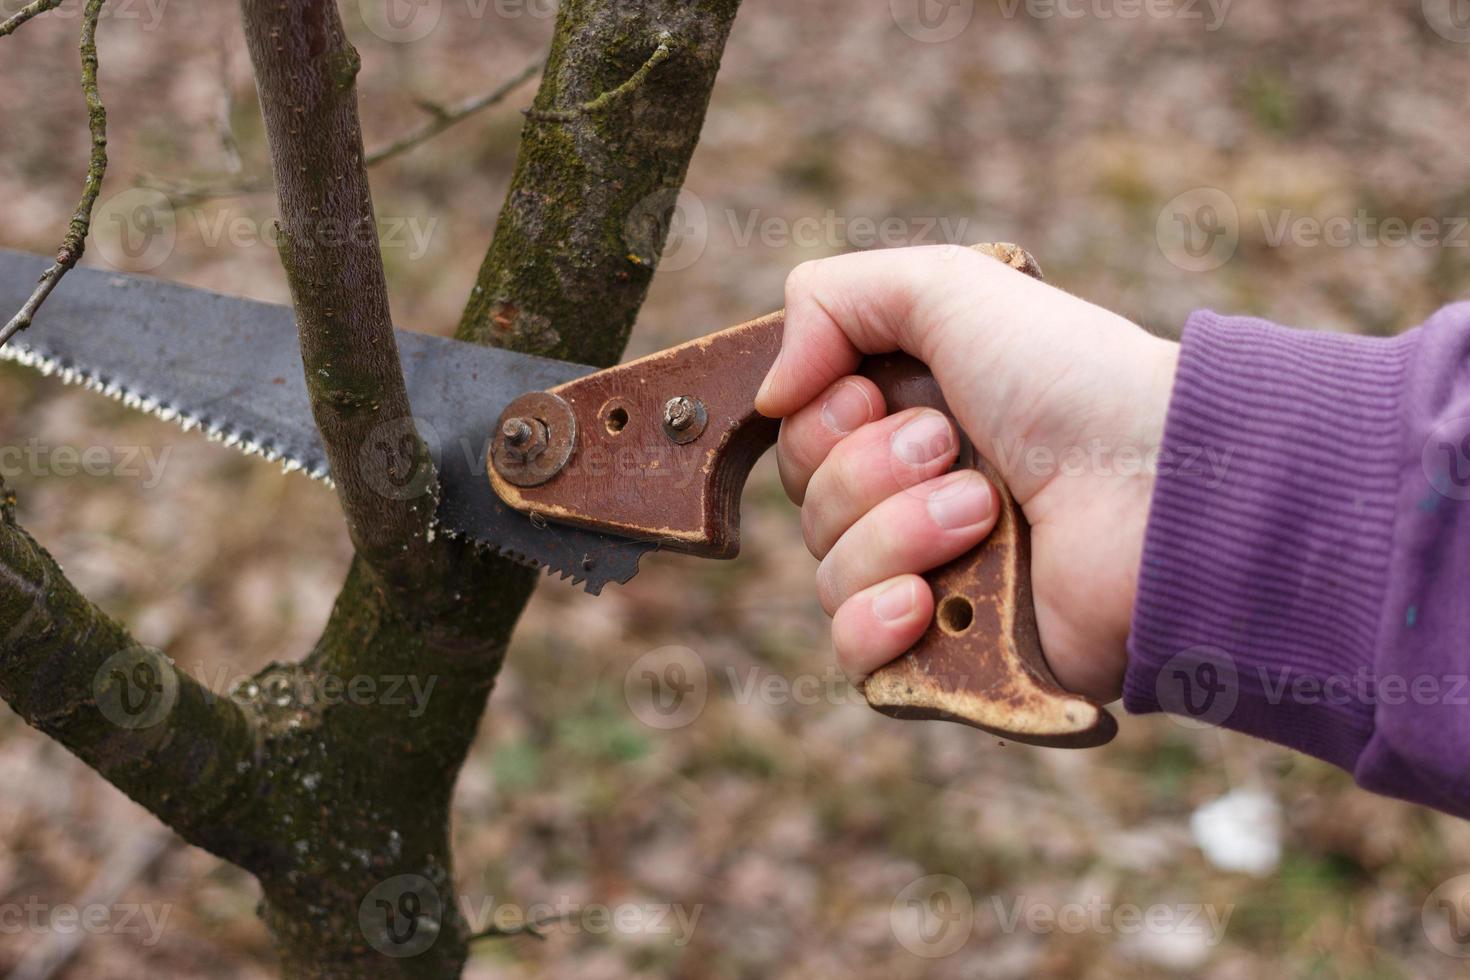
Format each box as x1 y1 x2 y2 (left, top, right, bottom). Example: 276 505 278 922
489 244 1116 748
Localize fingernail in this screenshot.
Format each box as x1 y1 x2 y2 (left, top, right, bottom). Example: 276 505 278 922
927 471 995 530
892 411 953 465
755 351 782 409
820 381 872 434
872 579 917 623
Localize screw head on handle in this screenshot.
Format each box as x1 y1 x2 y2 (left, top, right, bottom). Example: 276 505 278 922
662 395 707 444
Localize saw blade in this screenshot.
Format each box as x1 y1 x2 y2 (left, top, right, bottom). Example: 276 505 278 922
0 250 654 594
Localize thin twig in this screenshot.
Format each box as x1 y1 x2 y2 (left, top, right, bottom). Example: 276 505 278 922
0 0 61 37
140 57 544 206
525 31 674 123
365 56 542 165
468 912 574 943
0 0 109 349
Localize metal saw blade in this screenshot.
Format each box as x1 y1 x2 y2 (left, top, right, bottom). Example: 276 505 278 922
0 249 654 594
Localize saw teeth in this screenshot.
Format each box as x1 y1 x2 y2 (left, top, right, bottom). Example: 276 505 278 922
2 339 333 485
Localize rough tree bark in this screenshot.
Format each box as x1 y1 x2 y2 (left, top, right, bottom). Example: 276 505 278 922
0 0 742 976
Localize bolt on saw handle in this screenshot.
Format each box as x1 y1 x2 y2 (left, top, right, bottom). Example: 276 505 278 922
488 243 1116 748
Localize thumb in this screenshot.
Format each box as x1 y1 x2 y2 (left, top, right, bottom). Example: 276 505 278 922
754 244 1005 419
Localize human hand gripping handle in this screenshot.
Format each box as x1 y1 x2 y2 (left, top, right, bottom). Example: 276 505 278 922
492 243 1177 747
810 244 1116 747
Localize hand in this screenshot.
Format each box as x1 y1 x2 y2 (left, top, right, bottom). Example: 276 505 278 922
755 245 1179 703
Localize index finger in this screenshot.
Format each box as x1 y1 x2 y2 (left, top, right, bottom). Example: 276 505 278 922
753 244 988 419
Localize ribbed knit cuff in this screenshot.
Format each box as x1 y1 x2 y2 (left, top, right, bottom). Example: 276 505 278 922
1123 312 1417 769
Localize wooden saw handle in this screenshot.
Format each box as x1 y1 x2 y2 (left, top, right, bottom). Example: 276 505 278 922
489 244 1116 748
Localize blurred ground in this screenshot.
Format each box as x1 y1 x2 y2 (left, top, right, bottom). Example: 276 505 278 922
3 0 1470 977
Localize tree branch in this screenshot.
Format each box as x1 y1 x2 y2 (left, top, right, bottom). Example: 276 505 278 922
0 0 61 37
522 31 672 123
0 0 109 348
365 56 542 166
0 481 260 864
141 58 543 206
456 0 744 366
239 0 438 598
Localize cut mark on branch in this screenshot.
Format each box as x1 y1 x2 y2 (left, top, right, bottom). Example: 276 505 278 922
0 0 109 349
525 31 675 123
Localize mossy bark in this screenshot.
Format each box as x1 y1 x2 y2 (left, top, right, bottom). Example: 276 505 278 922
0 1 743 978
457 0 744 365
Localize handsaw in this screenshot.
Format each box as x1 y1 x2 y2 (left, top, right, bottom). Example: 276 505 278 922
0 245 1116 748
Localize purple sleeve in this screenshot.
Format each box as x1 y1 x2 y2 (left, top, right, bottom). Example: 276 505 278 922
1122 305 1470 819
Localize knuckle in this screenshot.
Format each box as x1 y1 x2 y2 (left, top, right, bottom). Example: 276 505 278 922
784 259 825 300
815 559 844 616
800 502 827 559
